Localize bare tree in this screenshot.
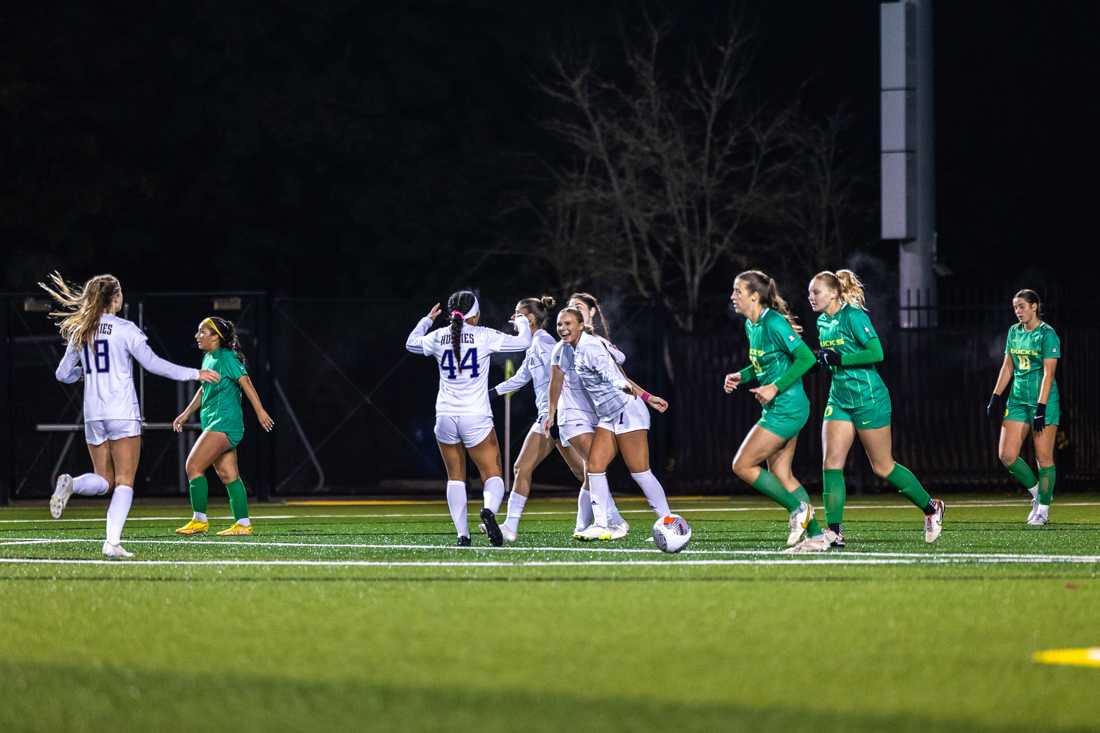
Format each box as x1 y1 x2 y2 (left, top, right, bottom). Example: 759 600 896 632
539 12 796 332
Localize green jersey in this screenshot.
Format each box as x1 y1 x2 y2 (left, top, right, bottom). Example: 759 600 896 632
816 304 889 409
745 308 809 412
200 348 248 437
1005 322 1060 405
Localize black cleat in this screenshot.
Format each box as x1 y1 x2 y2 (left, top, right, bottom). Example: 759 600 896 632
456 535 471 547
480 508 504 547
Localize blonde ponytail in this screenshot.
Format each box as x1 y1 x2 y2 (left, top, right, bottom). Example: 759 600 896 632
37 272 121 346
813 269 868 310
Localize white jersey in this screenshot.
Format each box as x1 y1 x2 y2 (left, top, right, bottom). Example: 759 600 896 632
551 334 625 417
406 316 532 417
492 330 556 417
572 331 631 419
54 313 200 422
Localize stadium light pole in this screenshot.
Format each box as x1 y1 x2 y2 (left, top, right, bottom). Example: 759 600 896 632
881 0 937 328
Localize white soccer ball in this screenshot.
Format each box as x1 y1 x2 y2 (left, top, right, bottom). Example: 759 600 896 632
652 514 691 553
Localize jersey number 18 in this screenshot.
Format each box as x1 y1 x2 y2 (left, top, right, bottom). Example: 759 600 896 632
440 348 479 380
82 339 110 374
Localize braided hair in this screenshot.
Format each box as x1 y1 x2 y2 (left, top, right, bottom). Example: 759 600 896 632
447 290 477 361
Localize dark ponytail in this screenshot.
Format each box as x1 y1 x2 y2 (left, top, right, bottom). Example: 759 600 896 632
1015 289 1043 317
734 270 802 333
517 295 557 330
205 316 247 366
447 290 477 361
568 291 610 338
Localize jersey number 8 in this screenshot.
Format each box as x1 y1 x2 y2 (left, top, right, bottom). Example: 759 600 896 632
82 339 110 374
440 348 479 380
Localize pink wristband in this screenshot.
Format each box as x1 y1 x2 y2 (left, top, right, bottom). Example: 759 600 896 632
640 390 652 402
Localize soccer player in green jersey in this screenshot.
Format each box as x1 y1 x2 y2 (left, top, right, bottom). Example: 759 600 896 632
724 270 824 550
987 289 1060 525
808 270 945 548
173 317 274 536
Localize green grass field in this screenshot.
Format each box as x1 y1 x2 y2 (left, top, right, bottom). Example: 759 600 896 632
1 494 1098 733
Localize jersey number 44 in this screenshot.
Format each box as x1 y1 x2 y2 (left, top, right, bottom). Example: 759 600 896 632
440 348 479 379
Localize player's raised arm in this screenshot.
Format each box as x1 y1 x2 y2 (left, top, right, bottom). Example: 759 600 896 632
405 303 442 355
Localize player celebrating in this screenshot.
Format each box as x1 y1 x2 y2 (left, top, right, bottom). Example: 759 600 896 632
987 289 1060 525
174 317 274 537
40 272 220 558
492 296 590 542
724 270 824 551
807 269 945 548
545 305 673 536
406 290 532 546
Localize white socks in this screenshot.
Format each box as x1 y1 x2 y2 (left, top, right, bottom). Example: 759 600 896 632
504 491 527 533
446 481 469 538
606 493 625 526
587 473 611 527
483 476 505 515
105 485 133 545
193 512 208 522
73 473 109 496
1028 485 1039 500
631 470 671 518
237 517 251 527
576 487 594 531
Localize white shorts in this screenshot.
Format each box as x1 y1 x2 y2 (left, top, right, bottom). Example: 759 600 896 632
85 419 142 446
528 414 549 438
434 414 495 448
597 396 651 434
558 409 597 447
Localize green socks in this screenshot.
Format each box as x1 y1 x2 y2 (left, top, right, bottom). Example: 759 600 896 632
188 475 209 515
791 485 824 537
1037 465 1056 506
751 469 800 512
1006 457 1038 493
225 478 250 521
886 463 934 514
823 469 846 527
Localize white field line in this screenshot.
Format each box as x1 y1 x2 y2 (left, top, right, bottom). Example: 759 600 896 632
1 536 1099 564
3 499 1099 524
1 555 1100 567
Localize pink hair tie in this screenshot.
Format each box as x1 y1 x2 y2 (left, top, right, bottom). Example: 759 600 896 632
451 310 464 318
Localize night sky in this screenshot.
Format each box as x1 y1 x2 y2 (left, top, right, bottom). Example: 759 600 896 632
3 1 1097 302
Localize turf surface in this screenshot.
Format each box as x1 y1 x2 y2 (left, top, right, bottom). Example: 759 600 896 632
1 495 1098 732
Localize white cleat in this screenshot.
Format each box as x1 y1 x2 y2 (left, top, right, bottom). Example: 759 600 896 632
785 534 830 553
600 520 630 541
824 527 845 548
1026 498 1040 524
501 526 517 543
50 474 74 519
924 498 946 543
102 541 134 559
573 524 608 542
1027 505 1049 526
787 501 813 546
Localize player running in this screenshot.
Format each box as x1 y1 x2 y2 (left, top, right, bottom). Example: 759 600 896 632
40 272 220 558
724 270 824 551
806 269 945 549
406 290 532 546
987 289 1060 525
545 305 674 538
173 316 274 537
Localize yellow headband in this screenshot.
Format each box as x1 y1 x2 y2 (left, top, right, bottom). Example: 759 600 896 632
203 318 223 338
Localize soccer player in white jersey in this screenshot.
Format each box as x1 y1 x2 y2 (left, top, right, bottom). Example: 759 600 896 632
545 306 675 538
405 290 532 546
39 273 220 558
491 296 589 542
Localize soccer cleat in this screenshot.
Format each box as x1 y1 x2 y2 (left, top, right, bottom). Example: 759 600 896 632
824 527 845 548
785 535 830 553
102 541 133 559
1026 498 1040 524
50 474 74 519
175 519 209 535
787 501 813 546
600 520 630 541
456 535 472 547
924 498 945 543
1028 505 1049 526
501 526 517 543
216 522 253 536
480 508 503 547
477 523 486 535
574 524 608 541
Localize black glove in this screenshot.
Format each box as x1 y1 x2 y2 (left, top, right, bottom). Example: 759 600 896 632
816 349 842 368
549 423 561 443
986 392 1005 420
1033 402 1047 433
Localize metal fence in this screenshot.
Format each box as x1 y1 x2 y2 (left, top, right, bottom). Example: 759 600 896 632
2 288 1096 503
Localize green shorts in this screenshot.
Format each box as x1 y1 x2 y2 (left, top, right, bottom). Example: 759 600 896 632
757 401 810 441
824 394 892 430
1004 395 1061 426
203 427 243 449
